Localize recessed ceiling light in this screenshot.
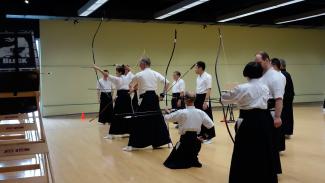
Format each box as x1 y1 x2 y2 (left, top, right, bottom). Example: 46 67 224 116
217 0 305 23
78 0 109 17
276 9 325 24
155 0 210 20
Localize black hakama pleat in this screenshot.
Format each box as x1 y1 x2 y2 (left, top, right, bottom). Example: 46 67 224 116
128 91 171 148
194 93 216 139
109 90 132 135
132 91 139 112
268 99 286 152
282 98 294 135
229 109 278 183
171 93 185 110
98 92 113 124
164 131 201 169
281 70 295 135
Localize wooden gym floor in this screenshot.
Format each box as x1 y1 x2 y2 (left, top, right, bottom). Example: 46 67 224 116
43 103 325 183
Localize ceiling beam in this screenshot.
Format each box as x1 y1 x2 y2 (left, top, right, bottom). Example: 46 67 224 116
275 8 325 24
217 0 305 23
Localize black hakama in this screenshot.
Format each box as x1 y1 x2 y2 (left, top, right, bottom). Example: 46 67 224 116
132 91 139 112
98 92 113 124
194 93 216 139
108 90 132 135
268 99 286 152
128 91 171 148
282 98 294 135
267 100 283 174
164 131 202 169
229 109 278 183
171 93 185 125
171 93 185 110
281 70 295 135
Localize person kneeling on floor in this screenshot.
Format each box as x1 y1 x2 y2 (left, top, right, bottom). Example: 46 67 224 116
163 91 214 169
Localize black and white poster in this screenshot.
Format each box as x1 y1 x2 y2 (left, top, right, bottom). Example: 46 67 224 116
0 32 38 71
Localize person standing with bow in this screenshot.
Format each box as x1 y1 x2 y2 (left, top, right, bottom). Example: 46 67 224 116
280 59 295 138
123 57 172 151
194 61 216 144
171 71 186 127
255 51 285 174
222 62 278 183
96 69 114 125
171 71 186 110
93 64 134 139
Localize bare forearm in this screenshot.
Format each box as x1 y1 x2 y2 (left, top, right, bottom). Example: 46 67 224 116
129 82 136 92
205 89 211 102
274 98 283 118
93 65 108 77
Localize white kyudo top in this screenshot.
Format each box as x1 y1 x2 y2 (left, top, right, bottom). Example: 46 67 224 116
97 78 114 93
125 71 135 83
107 74 130 90
278 70 287 89
131 68 169 95
260 67 286 99
196 72 212 94
221 79 270 110
172 79 186 93
164 106 214 135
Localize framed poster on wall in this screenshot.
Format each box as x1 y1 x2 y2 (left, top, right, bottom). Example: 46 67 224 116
0 32 39 71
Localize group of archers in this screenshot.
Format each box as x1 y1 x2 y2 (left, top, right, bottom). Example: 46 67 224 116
92 50 295 183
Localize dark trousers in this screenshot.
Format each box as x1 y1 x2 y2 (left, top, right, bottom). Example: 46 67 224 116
282 98 294 135
132 91 139 112
171 93 185 109
98 92 113 124
128 91 171 148
164 132 201 169
268 99 286 152
229 109 278 183
109 90 132 135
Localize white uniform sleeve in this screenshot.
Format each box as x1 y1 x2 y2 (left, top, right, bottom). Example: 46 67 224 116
272 75 285 99
164 110 185 123
201 111 214 129
109 80 115 90
154 70 169 85
108 75 122 86
126 72 135 81
221 86 244 105
180 80 185 92
206 74 212 89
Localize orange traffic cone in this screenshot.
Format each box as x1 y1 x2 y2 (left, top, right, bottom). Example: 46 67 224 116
81 112 86 121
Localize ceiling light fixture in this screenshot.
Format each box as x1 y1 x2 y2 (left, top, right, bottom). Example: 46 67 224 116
276 9 325 24
217 0 305 23
78 0 109 17
155 0 210 20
